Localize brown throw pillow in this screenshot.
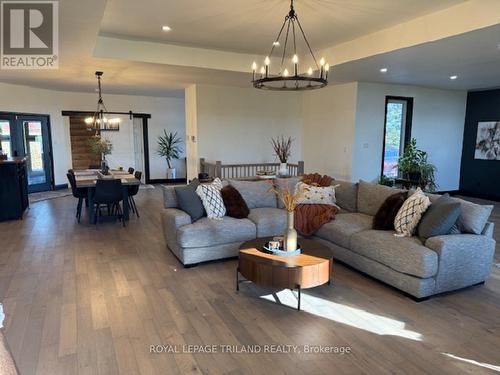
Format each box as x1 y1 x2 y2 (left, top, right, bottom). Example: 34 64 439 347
221 185 250 219
373 191 408 230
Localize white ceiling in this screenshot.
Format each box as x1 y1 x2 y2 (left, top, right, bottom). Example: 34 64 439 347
100 0 466 54
0 0 499 96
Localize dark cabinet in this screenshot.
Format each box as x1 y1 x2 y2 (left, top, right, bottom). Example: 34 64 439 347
0 158 29 221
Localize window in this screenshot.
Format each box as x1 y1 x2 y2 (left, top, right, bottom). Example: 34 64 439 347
0 120 12 157
381 97 413 177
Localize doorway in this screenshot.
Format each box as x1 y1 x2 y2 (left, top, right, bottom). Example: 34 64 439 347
0 112 54 192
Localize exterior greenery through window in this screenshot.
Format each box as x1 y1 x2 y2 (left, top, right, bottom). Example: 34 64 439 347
382 97 412 177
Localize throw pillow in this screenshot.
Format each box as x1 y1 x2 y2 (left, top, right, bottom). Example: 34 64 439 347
196 178 226 219
174 179 205 222
417 194 461 240
450 198 493 235
372 191 408 230
221 185 250 219
228 179 277 208
394 188 431 237
295 182 337 205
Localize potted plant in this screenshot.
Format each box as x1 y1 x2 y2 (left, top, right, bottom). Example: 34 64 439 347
157 130 182 179
397 138 437 191
88 136 113 173
271 136 293 176
379 175 394 187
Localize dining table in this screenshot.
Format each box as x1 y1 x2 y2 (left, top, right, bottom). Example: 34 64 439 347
74 169 140 223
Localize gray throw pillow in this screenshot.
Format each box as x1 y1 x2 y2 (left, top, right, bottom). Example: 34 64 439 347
450 198 494 235
417 194 461 240
175 179 205 222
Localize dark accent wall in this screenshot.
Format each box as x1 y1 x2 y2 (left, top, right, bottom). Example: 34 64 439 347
459 89 500 200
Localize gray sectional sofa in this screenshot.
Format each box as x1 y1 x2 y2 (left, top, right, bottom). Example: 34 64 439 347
161 179 496 299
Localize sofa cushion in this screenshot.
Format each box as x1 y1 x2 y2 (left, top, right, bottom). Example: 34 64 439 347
334 180 358 212
296 182 337 205
417 194 461 240
315 213 373 249
196 178 226 219
274 177 300 209
394 188 431 237
450 198 493 235
221 185 250 219
373 192 408 230
247 208 287 238
177 217 256 248
357 180 404 216
175 179 205 222
162 185 178 208
229 179 277 209
350 230 438 278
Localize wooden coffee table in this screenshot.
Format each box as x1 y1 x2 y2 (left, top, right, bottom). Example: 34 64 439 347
237 238 333 310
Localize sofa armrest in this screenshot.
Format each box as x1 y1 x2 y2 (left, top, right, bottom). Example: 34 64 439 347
482 221 495 238
425 234 496 293
161 208 191 250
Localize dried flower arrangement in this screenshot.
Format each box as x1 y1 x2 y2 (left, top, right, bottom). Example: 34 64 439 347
268 183 307 212
271 136 293 163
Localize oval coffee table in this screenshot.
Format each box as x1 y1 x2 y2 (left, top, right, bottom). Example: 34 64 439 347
237 238 333 311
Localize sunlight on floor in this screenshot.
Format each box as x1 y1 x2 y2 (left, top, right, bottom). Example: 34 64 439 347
443 353 500 372
260 290 422 341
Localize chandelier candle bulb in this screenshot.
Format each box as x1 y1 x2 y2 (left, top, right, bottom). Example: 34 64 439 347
293 54 299 76
283 68 289 77
325 63 330 79
264 56 270 77
308 67 313 76
252 62 257 80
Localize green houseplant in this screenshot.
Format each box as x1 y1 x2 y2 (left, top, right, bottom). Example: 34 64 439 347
88 136 113 173
397 138 437 191
157 130 183 179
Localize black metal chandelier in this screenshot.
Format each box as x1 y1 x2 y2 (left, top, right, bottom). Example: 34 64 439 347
85 71 121 132
252 0 329 91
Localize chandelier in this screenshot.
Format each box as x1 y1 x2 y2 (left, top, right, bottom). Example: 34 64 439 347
85 71 121 132
252 0 329 91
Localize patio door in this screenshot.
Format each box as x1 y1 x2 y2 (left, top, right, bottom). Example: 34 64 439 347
0 113 53 193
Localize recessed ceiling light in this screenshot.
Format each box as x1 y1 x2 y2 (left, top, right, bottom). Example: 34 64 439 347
450 75 458 80
162 25 172 32
273 41 280 46
380 68 388 73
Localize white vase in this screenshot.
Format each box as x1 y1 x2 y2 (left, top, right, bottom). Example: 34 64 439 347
285 211 298 251
167 168 176 179
279 162 288 176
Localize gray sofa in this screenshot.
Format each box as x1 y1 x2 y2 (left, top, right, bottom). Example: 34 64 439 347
161 179 496 299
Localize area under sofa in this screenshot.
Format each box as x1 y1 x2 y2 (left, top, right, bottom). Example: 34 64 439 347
161 179 496 299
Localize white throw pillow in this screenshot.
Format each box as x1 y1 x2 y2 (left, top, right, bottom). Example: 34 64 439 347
394 188 431 237
196 178 226 219
295 182 338 205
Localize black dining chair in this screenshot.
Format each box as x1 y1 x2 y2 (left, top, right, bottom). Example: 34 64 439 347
67 173 87 223
128 171 142 218
93 179 125 227
128 167 135 175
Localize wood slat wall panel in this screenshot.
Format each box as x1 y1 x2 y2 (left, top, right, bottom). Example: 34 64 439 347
69 117 100 170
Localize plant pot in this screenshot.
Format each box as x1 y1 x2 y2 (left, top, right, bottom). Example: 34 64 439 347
279 162 288 176
284 211 298 251
167 168 176 180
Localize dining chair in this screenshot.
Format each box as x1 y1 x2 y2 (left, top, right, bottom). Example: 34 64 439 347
67 173 87 223
128 171 142 218
128 167 135 175
93 179 125 227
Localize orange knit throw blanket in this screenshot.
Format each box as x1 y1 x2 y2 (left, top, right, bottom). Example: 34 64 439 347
294 173 338 236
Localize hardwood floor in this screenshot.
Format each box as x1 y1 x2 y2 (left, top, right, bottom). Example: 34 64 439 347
0 188 499 375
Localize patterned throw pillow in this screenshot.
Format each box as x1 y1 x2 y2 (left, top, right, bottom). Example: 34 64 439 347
394 188 431 237
196 178 226 219
295 182 338 205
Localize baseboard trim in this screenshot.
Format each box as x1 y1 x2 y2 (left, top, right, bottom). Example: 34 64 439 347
54 183 68 190
149 178 187 185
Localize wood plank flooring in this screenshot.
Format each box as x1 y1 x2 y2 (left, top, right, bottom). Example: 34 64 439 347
0 188 499 375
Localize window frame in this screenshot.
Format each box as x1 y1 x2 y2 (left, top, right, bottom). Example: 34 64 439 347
381 96 414 178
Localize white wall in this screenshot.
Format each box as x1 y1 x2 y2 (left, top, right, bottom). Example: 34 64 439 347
195 84 303 165
352 82 467 190
0 82 185 185
301 83 358 180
